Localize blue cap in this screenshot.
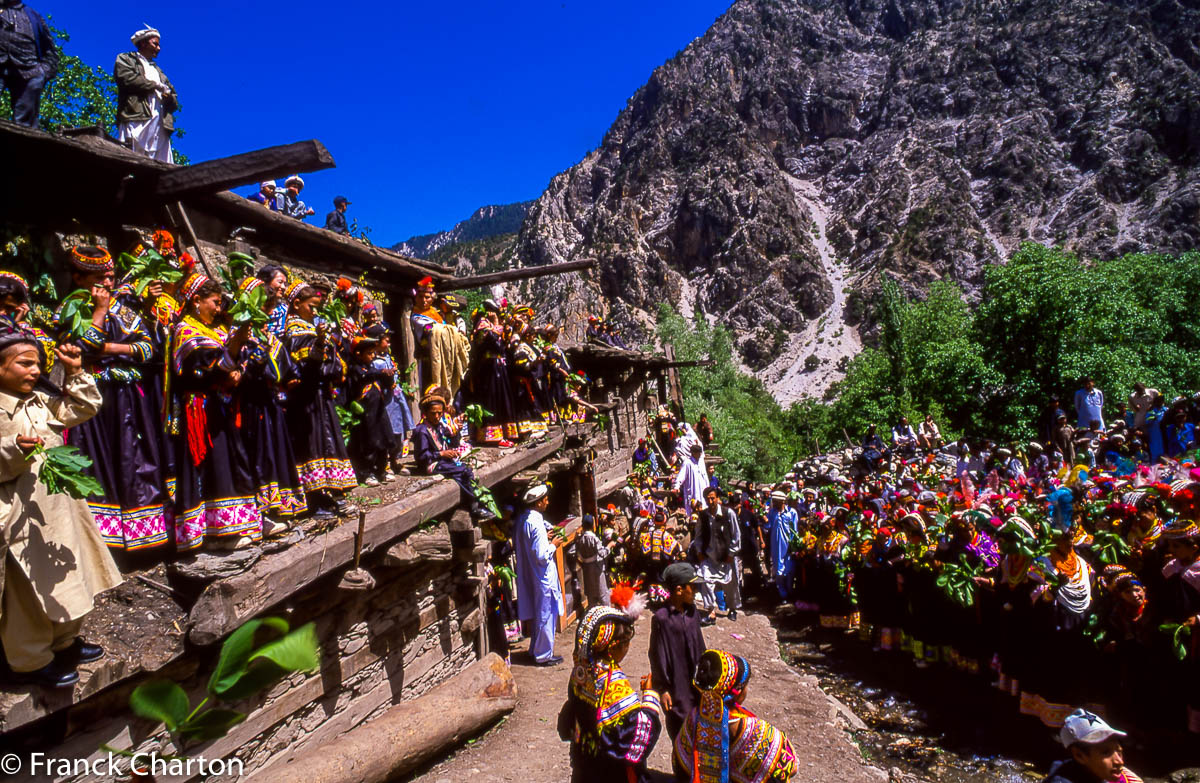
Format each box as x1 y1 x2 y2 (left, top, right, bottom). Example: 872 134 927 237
334 195 350 206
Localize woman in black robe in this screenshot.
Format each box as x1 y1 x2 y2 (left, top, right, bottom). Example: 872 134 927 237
169 275 263 550
58 246 174 552
345 336 394 485
235 277 308 524
282 281 358 518
465 304 517 446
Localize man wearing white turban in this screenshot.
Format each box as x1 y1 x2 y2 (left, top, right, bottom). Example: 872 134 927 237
114 26 177 162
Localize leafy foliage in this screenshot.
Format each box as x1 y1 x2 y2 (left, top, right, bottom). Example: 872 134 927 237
30 444 104 499
936 554 985 607
118 250 184 296
227 282 269 332
654 304 804 482
217 253 256 295
336 401 364 444
128 617 319 748
55 289 94 341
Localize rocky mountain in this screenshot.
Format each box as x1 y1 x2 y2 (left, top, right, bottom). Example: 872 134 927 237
392 202 532 260
514 0 1200 402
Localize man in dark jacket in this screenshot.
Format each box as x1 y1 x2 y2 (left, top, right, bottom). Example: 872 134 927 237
695 486 742 622
648 562 706 743
0 0 57 127
325 195 351 235
114 26 177 161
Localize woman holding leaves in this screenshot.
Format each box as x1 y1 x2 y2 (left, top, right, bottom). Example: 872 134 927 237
58 246 174 552
283 281 357 518
1158 520 1200 734
0 319 122 688
0 271 56 372
169 274 264 550
233 277 308 524
465 302 517 447
345 335 394 486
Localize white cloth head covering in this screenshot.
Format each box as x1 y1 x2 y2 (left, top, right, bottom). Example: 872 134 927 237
285 175 305 188
522 484 548 505
131 25 161 45
260 180 277 190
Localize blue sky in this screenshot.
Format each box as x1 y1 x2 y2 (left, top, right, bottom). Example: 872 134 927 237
47 1 731 245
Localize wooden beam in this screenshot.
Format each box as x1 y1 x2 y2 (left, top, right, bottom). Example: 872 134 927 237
153 140 335 199
187 434 568 644
443 258 594 291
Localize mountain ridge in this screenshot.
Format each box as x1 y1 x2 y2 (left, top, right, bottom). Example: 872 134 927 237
512 0 1200 402
392 201 533 260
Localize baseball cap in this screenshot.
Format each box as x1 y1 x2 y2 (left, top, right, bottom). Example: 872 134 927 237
333 195 351 206
1059 709 1126 748
661 562 703 589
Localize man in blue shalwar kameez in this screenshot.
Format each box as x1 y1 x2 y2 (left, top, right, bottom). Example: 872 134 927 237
766 490 798 600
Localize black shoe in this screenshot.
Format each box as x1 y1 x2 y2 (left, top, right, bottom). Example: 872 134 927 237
310 507 336 521
471 505 498 523
536 655 565 667
728 610 738 621
55 639 104 666
700 616 716 627
10 661 79 689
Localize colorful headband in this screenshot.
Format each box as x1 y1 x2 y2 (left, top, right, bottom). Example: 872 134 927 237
179 273 210 304
284 278 308 304
70 245 114 273
238 277 264 295
574 606 633 662
1162 520 1200 540
415 275 434 291
696 649 751 697
0 271 29 294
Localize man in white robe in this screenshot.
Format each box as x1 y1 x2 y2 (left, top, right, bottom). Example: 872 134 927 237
513 483 564 666
674 443 709 513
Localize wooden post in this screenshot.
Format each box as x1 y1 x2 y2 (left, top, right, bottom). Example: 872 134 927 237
396 294 418 421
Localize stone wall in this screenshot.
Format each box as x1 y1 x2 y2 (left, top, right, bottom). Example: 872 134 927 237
6 551 477 783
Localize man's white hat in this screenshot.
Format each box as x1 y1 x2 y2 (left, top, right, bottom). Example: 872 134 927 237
1059 708 1126 747
770 490 787 501
522 484 548 505
285 175 305 188
131 25 160 45
261 180 277 189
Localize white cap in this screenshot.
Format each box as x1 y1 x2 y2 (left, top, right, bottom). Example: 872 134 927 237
522 484 548 505
285 175 305 188
1059 709 1126 747
261 180 277 189
770 490 787 501
131 26 160 45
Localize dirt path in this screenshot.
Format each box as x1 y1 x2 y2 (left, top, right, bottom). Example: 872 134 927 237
410 610 886 783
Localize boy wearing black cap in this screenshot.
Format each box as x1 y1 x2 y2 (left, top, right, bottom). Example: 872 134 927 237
649 562 707 741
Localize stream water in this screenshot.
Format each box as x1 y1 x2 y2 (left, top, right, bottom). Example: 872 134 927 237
769 605 1190 783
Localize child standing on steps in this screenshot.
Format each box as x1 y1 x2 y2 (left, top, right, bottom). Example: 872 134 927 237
0 321 123 688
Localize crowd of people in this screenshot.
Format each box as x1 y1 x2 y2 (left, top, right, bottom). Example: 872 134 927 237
750 391 1200 742
0 231 613 686
478 391 1188 782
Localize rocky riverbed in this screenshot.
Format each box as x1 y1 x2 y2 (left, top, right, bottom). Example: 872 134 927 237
771 603 1199 783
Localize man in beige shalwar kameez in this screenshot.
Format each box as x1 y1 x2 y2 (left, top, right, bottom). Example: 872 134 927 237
0 322 122 687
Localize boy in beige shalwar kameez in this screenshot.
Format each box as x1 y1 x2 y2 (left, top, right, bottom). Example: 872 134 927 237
0 323 123 687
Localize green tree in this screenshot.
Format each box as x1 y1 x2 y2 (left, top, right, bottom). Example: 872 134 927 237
0 25 116 132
